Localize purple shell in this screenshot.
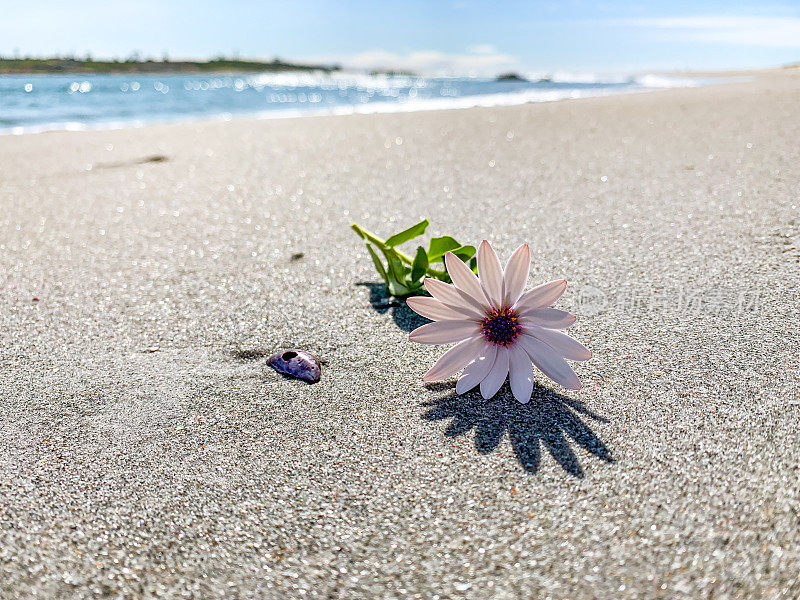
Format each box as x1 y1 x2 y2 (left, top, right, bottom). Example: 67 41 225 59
267 349 321 383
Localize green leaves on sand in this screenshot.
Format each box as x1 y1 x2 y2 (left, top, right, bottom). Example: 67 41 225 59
351 220 477 297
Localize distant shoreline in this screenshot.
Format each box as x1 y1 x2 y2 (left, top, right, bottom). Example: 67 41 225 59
0 57 340 75
2 76 722 137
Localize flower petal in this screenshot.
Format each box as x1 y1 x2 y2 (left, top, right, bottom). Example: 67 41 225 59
477 240 504 308
515 279 567 314
409 320 481 345
518 334 582 390
456 344 498 394
445 251 490 306
527 326 592 361
423 278 485 319
480 346 509 399
503 243 530 307
406 296 476 322
423 336 485 382
520 308 577 330
508 344 534 404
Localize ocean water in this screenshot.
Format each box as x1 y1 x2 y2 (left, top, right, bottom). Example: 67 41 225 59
0 71 705 134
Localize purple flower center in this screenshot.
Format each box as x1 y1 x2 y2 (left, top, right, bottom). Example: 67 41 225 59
480 307 522 346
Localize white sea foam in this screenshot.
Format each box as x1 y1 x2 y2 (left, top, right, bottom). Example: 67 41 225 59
542 71 632 84
633 74 700 88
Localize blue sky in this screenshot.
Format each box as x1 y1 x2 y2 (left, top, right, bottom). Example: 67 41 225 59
2 0 800 74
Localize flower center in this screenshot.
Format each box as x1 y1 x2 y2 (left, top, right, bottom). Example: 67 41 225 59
480 307 522 346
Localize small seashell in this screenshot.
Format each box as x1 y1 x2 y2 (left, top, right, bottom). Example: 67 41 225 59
267 349 321 383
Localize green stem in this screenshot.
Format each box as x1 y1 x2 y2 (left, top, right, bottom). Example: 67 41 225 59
351 222 447 278
350 223 413 263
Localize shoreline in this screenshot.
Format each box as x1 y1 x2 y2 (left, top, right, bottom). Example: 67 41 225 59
1 72 729 137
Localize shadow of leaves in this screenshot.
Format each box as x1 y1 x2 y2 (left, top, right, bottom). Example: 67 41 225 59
422 384 613 477
356 282 428 332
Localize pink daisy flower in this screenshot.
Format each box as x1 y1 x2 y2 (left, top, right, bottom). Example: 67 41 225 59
407 241 591 403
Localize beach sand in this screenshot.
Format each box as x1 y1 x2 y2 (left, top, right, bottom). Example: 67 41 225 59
1 69 799 599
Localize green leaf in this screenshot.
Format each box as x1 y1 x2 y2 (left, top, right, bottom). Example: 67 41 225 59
427 236 462 262
385 250 409 282
386 270 410 296
365 243 388 284
398 281 425 296
469 257 478 274
384 219 429 247
451 244 477 261
388 281 409 296
378 245 412 296
410 246 429 283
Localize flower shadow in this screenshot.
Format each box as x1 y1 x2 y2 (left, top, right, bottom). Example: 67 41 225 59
422 383 613 477
356 282 428 332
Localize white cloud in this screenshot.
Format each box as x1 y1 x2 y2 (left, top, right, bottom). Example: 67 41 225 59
617 15 800 48
467 44 501 55
312 46 520 76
